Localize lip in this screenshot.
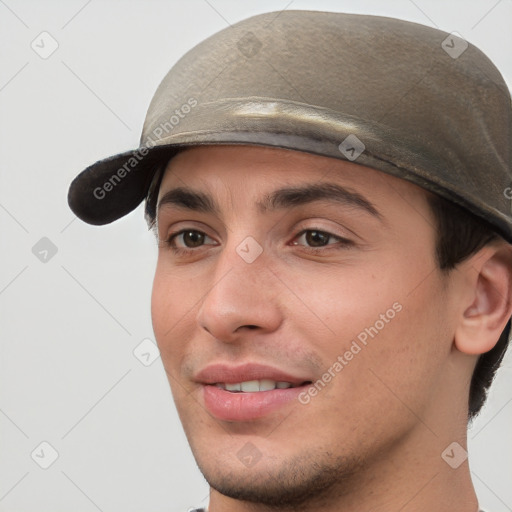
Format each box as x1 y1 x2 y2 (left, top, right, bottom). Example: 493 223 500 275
195 362 312 422
195 362 310 386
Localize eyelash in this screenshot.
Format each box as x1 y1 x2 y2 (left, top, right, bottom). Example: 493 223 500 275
162 227 354 256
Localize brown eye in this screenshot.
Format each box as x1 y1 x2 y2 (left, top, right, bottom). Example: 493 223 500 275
164 229 217 255
291 229 354 252
179 230 205 248
304 230 330 247
294 229 338 248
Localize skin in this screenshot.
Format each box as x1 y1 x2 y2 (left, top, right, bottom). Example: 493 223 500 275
150 144 512 512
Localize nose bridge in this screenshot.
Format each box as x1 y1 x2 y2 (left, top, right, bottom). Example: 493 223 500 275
214 222 271 287
196 233 281 338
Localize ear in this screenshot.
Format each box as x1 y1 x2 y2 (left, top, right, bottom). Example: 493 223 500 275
454 242 512 355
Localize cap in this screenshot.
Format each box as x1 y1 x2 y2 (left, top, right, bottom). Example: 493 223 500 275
67 10 512 243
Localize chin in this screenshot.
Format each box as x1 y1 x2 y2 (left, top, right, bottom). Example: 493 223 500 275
192 443 364 509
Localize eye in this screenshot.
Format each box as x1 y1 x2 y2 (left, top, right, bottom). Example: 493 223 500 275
163 229 217 254
291 229 353 251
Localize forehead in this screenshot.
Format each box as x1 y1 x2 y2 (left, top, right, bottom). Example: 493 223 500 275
156 144 430 212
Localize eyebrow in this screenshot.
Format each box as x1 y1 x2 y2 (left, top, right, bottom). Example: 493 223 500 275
157 182 382 220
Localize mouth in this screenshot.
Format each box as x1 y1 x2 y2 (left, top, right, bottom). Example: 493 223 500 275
195 363 313 421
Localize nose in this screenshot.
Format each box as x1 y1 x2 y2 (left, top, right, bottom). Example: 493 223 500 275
196 240 283 343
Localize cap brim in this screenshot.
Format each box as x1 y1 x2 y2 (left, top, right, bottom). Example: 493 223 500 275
67 145 183 226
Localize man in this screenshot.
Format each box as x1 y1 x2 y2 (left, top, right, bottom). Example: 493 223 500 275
68 10 512 512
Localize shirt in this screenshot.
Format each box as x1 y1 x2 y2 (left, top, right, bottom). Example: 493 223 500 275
188 507 487 511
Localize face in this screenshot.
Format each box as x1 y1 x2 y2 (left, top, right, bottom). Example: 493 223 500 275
151 145 459 507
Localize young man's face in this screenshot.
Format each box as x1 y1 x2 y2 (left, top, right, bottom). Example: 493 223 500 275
151 145 465 506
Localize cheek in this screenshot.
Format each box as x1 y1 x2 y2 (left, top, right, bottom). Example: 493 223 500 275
352 274 448 413
285 262 403 346
150 265 169 344
150 264 192 367
151 258 203 333
289 250 445 381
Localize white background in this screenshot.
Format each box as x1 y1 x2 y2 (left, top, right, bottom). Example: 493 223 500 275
1 1 511 511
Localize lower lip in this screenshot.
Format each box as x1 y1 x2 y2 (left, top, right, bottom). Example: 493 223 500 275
202 384 309 421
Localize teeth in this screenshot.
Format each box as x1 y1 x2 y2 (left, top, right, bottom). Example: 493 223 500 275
241 380 260 392
216 380 295 392
259 379 276 391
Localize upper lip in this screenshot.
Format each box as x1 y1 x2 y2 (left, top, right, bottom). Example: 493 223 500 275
195 362 311 386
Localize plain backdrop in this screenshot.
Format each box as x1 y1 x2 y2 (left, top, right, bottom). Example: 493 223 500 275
1 1 511 511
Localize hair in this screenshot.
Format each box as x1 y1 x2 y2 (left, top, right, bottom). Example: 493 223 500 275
145 163 165 231
144 159 511 421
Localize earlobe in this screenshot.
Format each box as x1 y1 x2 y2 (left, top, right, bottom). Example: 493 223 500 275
454 243 512 356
